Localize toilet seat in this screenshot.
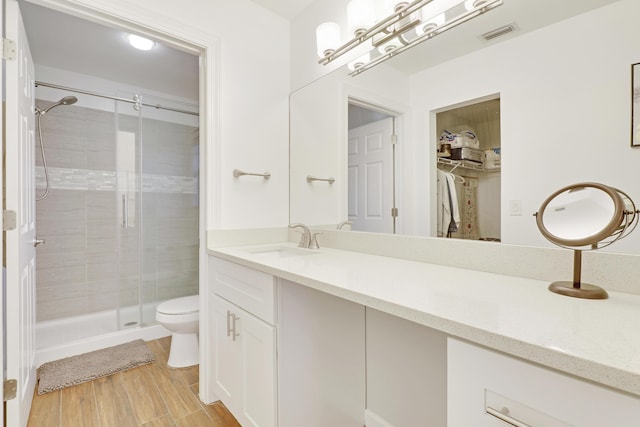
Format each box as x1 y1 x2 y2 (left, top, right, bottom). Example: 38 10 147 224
157 295 199 315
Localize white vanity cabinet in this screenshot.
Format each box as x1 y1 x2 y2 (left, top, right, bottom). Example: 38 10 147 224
209 257 277 427
448 338 640 427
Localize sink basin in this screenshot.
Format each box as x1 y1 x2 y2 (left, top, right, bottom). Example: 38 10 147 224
245 245 317 258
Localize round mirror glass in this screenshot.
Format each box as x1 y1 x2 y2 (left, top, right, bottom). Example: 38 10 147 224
544 187 615 240
536 183 624 248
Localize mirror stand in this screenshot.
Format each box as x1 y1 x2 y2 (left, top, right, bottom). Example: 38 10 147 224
548 249 608 299
536 182 639 300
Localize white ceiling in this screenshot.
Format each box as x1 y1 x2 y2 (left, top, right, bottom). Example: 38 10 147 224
382 0 622 74
20 0 621 102
250 0 316 20
20 1 200 101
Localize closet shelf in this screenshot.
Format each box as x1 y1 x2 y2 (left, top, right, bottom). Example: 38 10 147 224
437 157 500 173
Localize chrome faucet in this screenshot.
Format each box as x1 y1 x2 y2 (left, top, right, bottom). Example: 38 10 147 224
289 223 311 248
337 220 353 230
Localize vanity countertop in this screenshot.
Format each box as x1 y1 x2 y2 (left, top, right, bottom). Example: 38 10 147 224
208 242 640 397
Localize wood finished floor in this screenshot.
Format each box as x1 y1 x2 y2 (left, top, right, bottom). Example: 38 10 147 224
27 337 241 427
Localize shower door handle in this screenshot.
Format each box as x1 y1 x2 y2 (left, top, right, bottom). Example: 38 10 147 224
122 194 128 228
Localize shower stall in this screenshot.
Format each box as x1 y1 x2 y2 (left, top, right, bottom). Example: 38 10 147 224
33 83 199 362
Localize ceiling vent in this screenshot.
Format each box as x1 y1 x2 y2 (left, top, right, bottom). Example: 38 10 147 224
481 23 518 41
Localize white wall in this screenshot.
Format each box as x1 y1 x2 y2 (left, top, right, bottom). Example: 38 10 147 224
289 64 411 227
409 0 640 252
32 0 292 231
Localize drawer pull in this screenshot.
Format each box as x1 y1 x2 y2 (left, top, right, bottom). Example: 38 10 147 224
486 406 531 427
226 310 233 337
231 314 240 341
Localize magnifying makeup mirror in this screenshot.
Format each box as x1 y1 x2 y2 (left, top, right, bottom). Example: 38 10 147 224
535 182 639 299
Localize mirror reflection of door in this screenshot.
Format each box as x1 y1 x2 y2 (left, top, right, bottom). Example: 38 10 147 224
348 103 396 233
435 97 501 241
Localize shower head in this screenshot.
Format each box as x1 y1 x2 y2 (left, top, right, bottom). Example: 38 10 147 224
36 95 78 115
59 96 78 106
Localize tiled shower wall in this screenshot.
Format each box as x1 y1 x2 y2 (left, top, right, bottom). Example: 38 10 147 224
35 100 198 323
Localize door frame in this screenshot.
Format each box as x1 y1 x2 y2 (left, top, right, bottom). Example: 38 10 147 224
3 0 218 407
344 92 407 235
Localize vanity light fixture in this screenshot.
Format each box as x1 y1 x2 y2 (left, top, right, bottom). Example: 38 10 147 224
127 34 156 51
535 182 639 299
316 0 503 76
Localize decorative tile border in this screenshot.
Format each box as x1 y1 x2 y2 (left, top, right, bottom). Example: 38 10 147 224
36 166 197 194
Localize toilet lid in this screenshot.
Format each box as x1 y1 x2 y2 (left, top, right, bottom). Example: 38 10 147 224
157 295 199 315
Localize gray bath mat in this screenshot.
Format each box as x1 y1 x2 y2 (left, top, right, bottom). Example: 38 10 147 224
37 339 154 394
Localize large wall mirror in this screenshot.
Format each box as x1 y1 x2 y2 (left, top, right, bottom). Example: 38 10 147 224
290 0 640 255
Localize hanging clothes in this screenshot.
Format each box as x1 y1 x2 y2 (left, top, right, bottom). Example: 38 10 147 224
461 177 480 240
436 169 461 237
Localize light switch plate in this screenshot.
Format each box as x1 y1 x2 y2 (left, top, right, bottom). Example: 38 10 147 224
509 200 523 216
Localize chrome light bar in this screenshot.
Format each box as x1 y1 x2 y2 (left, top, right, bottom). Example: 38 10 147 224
318 0 503 76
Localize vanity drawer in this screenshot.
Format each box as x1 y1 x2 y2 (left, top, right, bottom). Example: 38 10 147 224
209 257 276 324
448 338 640 427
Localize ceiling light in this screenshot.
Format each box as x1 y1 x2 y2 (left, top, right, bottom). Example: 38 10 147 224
316 0 503 76
127 34 156 51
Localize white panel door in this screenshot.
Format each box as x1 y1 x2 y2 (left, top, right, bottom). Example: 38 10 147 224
348 118 394 233
5 0 37 425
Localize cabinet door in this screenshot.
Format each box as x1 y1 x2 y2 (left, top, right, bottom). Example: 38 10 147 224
239 304 276 427
212 293 276 427
211 294 243 415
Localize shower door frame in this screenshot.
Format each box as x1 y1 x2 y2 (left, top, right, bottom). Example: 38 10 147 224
15 0 217 405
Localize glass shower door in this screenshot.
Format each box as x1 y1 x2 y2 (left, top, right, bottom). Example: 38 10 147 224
116 93 199 329
116 96 143 328
138 94 200 326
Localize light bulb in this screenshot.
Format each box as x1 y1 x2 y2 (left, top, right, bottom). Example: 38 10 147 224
127 34 156 51
416 0 460 35
316 22 341 58
348 0 375 37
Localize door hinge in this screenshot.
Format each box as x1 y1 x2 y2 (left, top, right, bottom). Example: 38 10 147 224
391 207 399 217
391 134 398 145
3 38 16 61
4 379 17 401
3 210 17 231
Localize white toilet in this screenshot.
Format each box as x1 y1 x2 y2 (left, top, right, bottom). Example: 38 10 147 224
155 295 200 368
